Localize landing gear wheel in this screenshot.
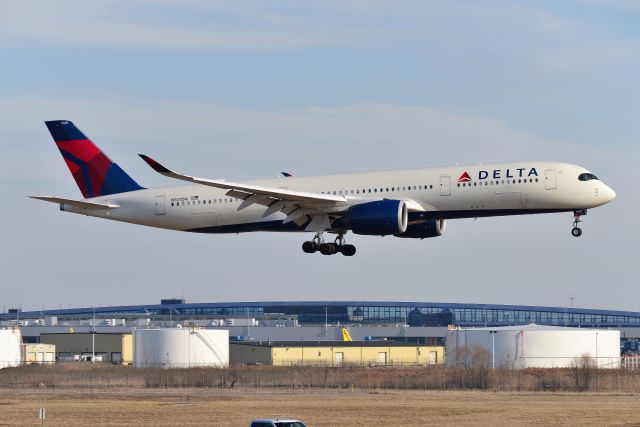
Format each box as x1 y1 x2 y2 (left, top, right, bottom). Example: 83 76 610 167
320 243 337 255
571 210 586 238
341 244 356 256
302 241 317 253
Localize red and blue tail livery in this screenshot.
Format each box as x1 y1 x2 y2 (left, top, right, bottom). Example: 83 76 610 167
45 121 143 198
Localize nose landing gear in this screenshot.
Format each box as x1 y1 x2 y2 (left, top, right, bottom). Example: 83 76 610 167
571 209 586 237
301 232 356 256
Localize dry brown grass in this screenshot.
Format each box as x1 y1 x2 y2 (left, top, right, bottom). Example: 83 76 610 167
2 363 640 393
1 388 639 426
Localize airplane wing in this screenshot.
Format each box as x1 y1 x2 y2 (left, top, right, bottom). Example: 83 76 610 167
28 196 120 210
139 154 349 231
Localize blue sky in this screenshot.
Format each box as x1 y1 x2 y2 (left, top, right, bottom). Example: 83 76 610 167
1 1 638 312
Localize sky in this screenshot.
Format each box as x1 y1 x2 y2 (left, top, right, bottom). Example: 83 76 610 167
1 0 638 312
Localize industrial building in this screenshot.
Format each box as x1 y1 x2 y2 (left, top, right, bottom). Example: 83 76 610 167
40 332 133 364
230 341 444 366
446 325 621 369
22 343 56 365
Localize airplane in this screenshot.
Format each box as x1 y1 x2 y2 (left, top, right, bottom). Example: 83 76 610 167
30 120 616 257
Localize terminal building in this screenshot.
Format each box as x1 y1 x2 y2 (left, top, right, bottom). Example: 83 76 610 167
4 300 640 330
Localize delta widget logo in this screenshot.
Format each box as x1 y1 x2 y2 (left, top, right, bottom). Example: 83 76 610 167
458 171 472 183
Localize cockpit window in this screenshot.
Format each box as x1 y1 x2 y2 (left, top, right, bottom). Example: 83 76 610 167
578 173 599 181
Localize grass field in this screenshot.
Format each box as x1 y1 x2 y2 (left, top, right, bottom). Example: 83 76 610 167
1 388 639 426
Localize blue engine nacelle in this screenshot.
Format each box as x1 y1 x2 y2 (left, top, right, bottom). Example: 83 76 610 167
395 219 446 239
349 200 408 236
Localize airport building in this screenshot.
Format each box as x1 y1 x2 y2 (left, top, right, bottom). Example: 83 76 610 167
2 300 639 368
40 332 132 364
4 300 640 330
230 341 444 366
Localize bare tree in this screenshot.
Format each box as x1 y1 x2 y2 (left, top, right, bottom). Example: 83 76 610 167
570 353 597 392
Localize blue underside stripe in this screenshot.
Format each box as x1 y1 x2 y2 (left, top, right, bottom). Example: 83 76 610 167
186 208 575 234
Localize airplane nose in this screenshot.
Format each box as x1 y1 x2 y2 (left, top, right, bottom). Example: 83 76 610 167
602 184 616 203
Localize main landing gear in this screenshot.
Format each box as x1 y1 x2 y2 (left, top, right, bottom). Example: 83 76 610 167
302 233 356 256
571 209 586 237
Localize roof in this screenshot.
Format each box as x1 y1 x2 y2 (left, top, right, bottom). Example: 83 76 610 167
10 300 640 318
232 340 440 348
456 324 622 332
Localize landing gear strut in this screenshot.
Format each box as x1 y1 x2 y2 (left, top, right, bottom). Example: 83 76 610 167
571 209 586 237
301 232 356 256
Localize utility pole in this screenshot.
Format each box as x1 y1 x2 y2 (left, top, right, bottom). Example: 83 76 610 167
92 307 96 364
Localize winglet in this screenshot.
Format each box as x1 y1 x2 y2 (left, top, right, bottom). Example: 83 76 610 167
138 154 172 174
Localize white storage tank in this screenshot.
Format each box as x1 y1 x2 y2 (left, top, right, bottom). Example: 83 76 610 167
0 328 22 369
447 324 620 369
133 327 229 368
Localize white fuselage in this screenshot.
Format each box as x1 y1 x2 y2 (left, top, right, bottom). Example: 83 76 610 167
62 162 616 233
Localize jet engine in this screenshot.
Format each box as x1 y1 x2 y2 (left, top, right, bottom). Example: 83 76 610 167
395 219 446 239
348 200 408 236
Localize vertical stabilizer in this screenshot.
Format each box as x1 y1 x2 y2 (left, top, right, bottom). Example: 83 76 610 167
45 120 143 198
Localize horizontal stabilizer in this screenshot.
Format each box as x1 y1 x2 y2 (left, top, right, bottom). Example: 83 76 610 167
28 196 119 210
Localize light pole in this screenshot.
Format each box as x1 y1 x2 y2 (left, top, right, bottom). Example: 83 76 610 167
595 331 599 367
489 330 497 369
92 307 96 364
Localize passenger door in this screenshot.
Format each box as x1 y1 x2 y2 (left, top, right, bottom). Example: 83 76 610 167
440 175 451 196
155 195 166 215
545 169 557 190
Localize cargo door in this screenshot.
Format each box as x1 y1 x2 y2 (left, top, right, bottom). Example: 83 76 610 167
378 352 387 365
545 169 557 190
335 352 344 366
440 176 451 196
155 195 166 215
429 351 438 365
192 211 220 229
